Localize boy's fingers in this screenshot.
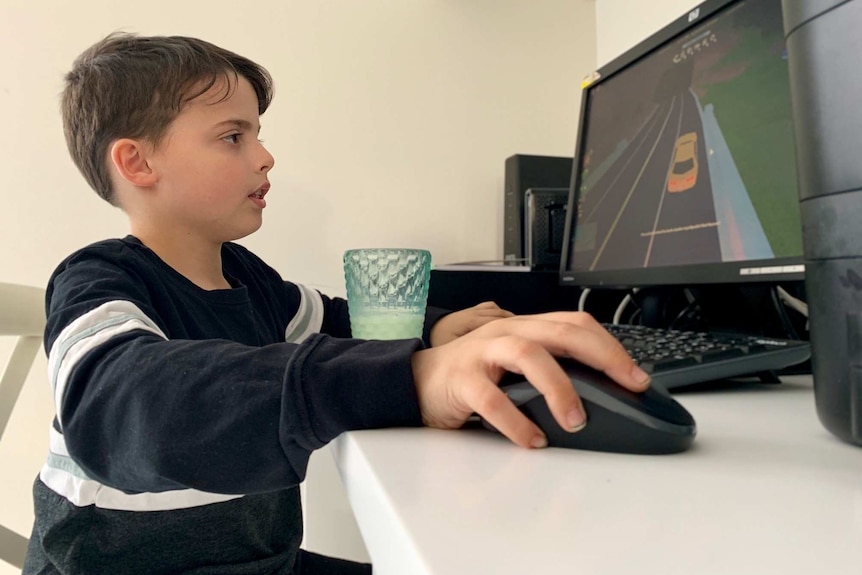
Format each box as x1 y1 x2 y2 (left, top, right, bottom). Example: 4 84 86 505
462 377 549 449
520 310 607 336
486 336 586 433
419 312 650 449
467 314 512 331
473 301 503 310
481 315 649 392
455 336 585 443
472 301 515 318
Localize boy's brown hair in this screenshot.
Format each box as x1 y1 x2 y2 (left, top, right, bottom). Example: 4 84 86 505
61 33 273 205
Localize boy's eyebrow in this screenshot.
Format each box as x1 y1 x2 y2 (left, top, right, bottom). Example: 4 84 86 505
214 119 261 133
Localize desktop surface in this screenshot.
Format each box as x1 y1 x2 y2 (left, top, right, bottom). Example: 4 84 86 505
332 376 862 575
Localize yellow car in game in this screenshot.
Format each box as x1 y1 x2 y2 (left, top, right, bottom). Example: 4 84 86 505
667 132 699 193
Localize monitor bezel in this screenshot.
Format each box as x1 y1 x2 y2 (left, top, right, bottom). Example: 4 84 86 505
559 0 805 289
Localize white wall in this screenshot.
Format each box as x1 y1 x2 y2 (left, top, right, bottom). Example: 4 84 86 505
1 0 597 292
0 0 597 571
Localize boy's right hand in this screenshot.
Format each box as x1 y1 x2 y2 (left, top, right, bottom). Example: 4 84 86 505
410 311 651 449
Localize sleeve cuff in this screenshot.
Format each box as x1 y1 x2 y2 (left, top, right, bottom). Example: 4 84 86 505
422 305 453 346
283 334 425 448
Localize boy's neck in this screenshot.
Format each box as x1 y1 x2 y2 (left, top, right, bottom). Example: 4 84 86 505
133 229 231 291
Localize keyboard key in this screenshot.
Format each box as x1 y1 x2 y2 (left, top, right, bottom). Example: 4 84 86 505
602 323 811 389
639 356 700 373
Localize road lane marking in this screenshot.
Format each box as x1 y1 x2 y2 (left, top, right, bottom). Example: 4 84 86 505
590 95 678 271
644 92 687 266
639 221 719 237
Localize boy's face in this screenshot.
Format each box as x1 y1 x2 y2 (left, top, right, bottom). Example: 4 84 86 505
143 75 274 244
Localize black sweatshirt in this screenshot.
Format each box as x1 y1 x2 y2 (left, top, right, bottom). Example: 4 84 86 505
23 236 447 575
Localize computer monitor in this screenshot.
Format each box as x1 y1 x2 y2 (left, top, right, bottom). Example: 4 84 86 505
560 0 804 289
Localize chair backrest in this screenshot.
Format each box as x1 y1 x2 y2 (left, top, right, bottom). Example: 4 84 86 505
0 282 46 570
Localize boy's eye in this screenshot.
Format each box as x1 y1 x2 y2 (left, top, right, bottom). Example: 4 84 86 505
223 133 241 144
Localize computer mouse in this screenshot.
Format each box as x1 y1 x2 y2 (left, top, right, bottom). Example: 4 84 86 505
482 358 696 454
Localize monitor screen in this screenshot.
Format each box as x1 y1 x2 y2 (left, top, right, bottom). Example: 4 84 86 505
560 0 804 288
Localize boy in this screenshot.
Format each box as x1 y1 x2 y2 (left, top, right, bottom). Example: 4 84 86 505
24 33 649 574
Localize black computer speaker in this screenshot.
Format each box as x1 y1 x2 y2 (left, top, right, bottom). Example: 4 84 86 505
784 0 862 446
503 154 572 264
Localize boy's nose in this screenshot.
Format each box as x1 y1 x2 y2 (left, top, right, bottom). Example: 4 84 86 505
258 144 275 173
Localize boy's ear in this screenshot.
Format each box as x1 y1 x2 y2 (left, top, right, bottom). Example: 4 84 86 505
109 138 157 188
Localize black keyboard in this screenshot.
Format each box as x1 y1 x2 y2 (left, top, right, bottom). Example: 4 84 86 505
604 324 811 390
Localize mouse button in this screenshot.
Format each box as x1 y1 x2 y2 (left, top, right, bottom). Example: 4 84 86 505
557 359 693 426
499 380 542 406
521 394 694 454
639 389 696 427
498 371 527 387
556 358 644 404
607 385 695 428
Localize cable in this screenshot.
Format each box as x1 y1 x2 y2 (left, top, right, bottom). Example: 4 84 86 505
770 286 799 340
668 288 701 330
612 288 640 325
776 285 808 318
775 285 809 335
578 288 591 312
612 294 632 325
682 287 696 305
669 300 698 329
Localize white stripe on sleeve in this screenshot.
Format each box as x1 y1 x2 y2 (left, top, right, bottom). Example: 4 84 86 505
40 426 243 511
284 284 324 343
47 300 167 430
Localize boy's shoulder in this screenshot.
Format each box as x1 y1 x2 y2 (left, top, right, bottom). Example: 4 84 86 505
57 237 260 267
56 235 141 266
51 236 284 291
53 236 154 276
53 237 286 292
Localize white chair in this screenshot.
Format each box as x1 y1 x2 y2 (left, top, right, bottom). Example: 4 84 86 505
0 282 46 570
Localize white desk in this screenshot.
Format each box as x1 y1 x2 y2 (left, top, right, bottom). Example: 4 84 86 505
332 376 862 575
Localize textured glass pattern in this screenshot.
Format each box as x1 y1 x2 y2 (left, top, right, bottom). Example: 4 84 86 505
343 248 431 339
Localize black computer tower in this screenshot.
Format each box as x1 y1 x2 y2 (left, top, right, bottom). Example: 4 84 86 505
783 0 862 446
503 154 572 264
524 188 569 271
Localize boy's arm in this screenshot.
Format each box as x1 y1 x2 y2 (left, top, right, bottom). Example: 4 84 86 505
423 305 453 346
427 302 514 346
47 257 423 496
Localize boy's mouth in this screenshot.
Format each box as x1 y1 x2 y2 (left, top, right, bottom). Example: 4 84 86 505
248 182 269 200
249 183 270 200
248 182 269 208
